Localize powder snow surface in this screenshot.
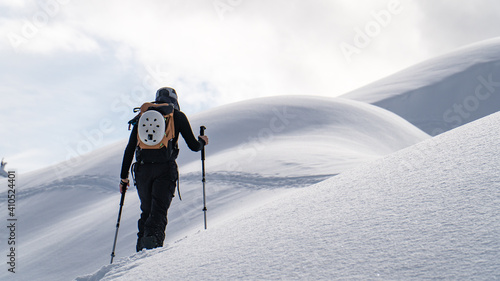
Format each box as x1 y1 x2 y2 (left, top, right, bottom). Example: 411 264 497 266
0 95 427 281
78 112 500 281
2 39 499 281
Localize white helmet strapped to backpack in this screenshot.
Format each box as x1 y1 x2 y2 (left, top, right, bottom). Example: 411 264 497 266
137 110 166 147
127 87 179 151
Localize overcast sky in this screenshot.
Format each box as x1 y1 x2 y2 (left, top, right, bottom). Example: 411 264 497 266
2 0 500 173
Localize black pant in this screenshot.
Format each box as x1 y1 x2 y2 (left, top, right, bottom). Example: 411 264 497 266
135 162 178 246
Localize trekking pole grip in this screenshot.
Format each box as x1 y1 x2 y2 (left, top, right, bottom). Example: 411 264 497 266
200 126 206 161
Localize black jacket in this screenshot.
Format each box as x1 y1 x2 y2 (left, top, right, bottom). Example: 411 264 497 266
120 110 205 179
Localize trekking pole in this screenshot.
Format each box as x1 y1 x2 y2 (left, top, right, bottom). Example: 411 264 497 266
200 126 207 230
110 185 127 264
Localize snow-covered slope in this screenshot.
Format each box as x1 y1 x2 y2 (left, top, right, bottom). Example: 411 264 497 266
177 96 429 176
78 112 500 281
0 96 427 281
341 37 500 135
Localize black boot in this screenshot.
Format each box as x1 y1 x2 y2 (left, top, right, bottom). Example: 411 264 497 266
140 235 159 250
136 236 143 252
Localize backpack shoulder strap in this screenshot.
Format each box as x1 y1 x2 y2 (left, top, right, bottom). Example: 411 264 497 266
139 102 156 113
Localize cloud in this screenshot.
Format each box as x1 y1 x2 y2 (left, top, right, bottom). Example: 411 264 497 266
2 148 53 174
416 0 500 55
51 0 426 101
0 0 99 53
2 0 427 101
1 0 500 173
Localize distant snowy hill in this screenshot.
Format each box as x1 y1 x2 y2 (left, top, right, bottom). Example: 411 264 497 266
0 96 427 281
176 96 429 176
78 112 500 281
341 37 500 135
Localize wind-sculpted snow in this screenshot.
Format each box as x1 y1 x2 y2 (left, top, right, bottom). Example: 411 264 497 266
8 175 117 198
0 95 429 281
4 39 499 281
79 112 500 281
179 95 429 176
181 171 335 190
342 37 500 135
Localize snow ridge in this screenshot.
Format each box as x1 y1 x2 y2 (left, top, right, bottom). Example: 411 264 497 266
5 39 500 281
0 95 427 281
80 112 500 281
342 37 500 135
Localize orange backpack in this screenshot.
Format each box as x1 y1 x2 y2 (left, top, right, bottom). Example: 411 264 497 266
135 102 175 149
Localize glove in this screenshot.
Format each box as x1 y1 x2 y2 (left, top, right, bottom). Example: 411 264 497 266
119 179 129 194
